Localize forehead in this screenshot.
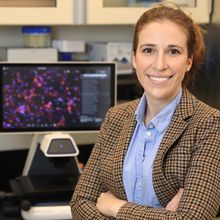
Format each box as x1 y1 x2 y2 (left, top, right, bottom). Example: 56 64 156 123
138 19 188 46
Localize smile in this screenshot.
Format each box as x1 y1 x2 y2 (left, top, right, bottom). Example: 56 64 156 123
147 75 173 83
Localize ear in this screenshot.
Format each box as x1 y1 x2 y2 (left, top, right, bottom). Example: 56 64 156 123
132 51 137 69
186 55 193 72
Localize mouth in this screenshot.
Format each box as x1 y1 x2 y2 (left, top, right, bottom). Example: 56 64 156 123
146 74 173 83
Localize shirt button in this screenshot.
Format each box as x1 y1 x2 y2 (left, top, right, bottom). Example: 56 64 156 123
146 131 151 136
149 124 154 129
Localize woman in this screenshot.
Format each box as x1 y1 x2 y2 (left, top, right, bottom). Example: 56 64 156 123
70 4 220 219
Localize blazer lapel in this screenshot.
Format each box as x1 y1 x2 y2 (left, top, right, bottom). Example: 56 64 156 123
113 102 138 200
153 88 195 206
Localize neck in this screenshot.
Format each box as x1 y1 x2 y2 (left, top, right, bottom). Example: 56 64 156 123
144 91 180 125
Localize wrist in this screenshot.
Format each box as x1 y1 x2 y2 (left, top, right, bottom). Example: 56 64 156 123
111 200 127 218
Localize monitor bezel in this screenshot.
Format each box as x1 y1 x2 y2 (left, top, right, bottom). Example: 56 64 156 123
0 61 116 133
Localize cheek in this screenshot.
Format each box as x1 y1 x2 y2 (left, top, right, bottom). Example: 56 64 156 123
134 57 152 72
170 59 189 75
135 68 144 82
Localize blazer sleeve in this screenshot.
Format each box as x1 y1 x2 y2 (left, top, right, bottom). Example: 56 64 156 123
116 113 220 219
70 108 115 220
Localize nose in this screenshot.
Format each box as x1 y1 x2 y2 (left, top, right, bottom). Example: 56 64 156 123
153 53 167 71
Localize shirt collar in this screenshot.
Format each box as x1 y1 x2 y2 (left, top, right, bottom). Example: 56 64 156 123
135 89 182 133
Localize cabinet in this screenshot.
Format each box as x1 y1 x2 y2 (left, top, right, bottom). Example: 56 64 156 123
86 0 212 24
0 0 212 25
0 0 76 25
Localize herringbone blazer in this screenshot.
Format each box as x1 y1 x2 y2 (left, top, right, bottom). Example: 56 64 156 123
70 88 220 220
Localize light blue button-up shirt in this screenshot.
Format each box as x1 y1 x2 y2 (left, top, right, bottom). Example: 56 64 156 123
122 90 182 207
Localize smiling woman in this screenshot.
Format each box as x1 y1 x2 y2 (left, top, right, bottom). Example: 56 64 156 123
132 19 193 113
70 3 220 220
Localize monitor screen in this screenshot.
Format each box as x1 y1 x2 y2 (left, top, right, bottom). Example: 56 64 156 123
0 62 116 133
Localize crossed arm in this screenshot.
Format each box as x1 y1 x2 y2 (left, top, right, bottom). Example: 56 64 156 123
96 188 184 218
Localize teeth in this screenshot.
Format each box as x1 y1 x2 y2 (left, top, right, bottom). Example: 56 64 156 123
149 76 170 82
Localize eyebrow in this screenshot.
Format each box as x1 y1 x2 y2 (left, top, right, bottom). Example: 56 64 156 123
168 44 184 49
139 43 156 47
139 43 184 50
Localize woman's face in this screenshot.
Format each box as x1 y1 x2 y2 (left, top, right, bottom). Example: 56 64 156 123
132 19 193 103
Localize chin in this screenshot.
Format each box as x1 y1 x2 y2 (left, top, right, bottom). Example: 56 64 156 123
146 88 175 103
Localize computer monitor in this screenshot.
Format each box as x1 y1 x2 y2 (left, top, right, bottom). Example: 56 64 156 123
0 62 116 136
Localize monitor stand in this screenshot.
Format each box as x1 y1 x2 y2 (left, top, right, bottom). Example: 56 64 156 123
10 133 81 220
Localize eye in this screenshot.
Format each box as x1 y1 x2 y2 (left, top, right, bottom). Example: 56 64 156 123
143 47 154 54
167 48 180 55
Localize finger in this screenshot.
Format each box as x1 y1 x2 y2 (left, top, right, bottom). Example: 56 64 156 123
176 188 184 200
178 188 184 195
165 188 184 212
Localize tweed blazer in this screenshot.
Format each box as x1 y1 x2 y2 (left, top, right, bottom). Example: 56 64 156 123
70 88 220 220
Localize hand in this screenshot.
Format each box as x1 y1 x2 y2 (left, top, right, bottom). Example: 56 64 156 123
166 188 184 212
96 191 127 217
